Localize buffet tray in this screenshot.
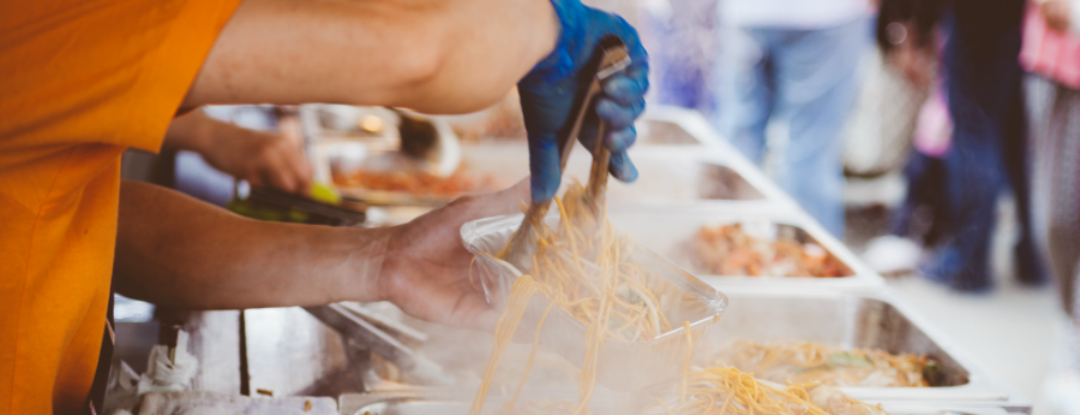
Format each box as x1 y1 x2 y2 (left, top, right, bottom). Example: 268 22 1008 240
704 288 1018 405
350 289 1019 407
635 106 708 146
603 206 884 290
303 104 795 209
339 390 1019 415
315 141 783 207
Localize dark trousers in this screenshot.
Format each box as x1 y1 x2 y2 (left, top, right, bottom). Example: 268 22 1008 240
931 0 1044 290
891 151 950 246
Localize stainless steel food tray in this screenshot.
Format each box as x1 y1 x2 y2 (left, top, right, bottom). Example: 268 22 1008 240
339 289 1028 412
700 288 1020 405
339 390 1020 415
302 103 796 209
311 140 786 207
603 206 884 290
635 106 707 146
345 289 1026 410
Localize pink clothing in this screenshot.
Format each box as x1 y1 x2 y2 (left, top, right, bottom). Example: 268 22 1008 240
1021 3 1080 89
913 85 953 157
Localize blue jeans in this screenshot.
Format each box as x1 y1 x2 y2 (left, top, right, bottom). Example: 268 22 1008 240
714 18 867 236
927 0 1045 291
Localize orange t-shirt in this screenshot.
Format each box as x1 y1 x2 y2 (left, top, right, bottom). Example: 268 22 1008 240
0 0 243 413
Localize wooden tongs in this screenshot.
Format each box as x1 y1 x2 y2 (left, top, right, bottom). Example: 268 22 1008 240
500 38 632 271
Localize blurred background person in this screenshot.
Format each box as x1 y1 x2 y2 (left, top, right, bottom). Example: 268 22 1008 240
712 0 870 236
1025 0 1080 317
860 0 949 275
1022 0 1080 411
922 0 1045 292
864 0 1046 293
639 0 718 115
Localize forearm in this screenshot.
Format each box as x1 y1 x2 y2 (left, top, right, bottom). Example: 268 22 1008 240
184 0 558 114
162 110 215 153
115 180 390 309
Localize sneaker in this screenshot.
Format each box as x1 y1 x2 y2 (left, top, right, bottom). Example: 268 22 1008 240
862 235 922 275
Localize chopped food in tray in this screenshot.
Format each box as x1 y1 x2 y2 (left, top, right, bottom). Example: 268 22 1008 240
332 163 500 198
710 340 932 388
687 223 851 278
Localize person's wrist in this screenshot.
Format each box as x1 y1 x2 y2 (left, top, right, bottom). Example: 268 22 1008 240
313 225 396 305
354 225 397 304
186 111 220 155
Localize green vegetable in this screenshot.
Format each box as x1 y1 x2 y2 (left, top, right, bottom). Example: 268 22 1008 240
828 351 873 368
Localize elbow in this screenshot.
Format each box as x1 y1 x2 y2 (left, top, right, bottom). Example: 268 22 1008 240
386 26 452 102
395 33 446 93
389 23 518 114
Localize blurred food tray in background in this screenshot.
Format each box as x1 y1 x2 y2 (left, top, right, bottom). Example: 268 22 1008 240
605 206 884 290
338 390 1020 415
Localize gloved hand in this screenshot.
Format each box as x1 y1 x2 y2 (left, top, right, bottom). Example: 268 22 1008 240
519 0 649 202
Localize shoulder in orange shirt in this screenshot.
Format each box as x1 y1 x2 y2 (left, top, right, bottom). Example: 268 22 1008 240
0 0 243 412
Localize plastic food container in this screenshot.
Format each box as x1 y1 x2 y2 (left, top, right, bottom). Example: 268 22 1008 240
460 214 727 392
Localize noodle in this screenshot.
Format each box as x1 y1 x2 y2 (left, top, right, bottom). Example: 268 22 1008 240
469 276 542 415
471 183 888 415
471 182 672 415
710 340 930 388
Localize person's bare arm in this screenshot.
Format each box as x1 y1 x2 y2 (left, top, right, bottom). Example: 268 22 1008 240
115 179 529 330
164 109 313 193
115 180 387 309
183 0 559 114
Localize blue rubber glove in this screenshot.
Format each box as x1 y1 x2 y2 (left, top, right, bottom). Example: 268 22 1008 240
519 0 649 203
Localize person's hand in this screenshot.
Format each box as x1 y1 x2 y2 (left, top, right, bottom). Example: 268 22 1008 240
519 0 649 202
200 128 314 194
166 110 315 194
376 180 530 331
1042 0 1071 32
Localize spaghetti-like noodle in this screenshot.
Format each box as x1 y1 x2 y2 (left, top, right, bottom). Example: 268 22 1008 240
471 182 672 415
469 183 887 415
658 366 886 415
710 340 931 388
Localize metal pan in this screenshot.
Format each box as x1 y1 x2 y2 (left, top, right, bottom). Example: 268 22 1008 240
699 288 1017 404
317 142 779 206
339 390 1021 415
306 105 797 210
603 206 884 290
636 119 701 145
338 289 1024 409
